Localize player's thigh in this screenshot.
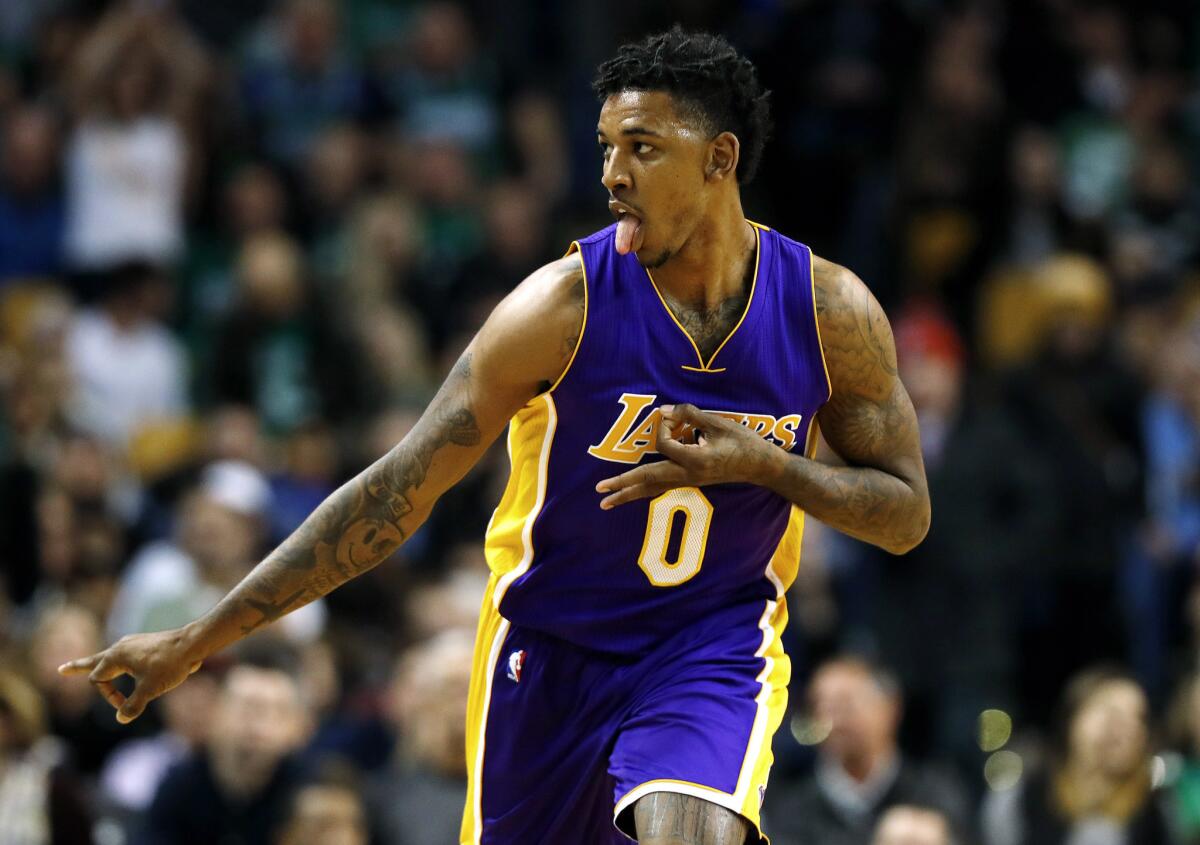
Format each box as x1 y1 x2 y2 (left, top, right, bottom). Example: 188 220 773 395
633 792 751 845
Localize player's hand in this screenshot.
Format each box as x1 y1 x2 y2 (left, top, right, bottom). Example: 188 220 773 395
57 628 204 724
595 403 783 508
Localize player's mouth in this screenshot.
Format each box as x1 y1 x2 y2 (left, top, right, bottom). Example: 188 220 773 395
609 200 645 255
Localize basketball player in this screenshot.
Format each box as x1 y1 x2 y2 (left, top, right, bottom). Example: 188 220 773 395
61 29 930 845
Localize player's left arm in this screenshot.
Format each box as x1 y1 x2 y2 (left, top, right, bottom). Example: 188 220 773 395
596 256 930 555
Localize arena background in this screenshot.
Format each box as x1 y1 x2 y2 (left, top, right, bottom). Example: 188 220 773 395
0 1 1198 843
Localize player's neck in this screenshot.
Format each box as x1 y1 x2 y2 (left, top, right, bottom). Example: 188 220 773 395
650 197 755 309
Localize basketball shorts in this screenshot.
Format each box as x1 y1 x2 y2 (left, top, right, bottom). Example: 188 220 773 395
460 577 790 844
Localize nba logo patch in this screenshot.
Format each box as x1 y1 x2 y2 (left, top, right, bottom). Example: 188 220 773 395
758 785 766 809
507 649 526 683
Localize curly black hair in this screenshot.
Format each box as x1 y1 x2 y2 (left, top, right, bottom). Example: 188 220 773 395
592 27 772 184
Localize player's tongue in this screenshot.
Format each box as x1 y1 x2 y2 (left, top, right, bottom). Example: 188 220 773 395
615 214 644 255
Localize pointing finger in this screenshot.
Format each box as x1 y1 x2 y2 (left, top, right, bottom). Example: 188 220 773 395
88 656 128 684
600 483 668 508
58 655 101 676
596 461 670 495
598 462 689 508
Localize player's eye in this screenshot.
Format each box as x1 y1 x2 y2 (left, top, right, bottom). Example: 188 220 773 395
635 142 654 155
598 141 612 157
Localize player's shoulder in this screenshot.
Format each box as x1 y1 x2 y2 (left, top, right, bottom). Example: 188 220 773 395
810 253 877 331
524 253 585 312
809 252 898 399
481 255 585 374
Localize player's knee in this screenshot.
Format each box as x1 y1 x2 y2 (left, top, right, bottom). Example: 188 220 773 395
632 792 752 845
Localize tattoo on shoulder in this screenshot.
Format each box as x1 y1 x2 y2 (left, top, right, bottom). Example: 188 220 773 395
813 258 898 397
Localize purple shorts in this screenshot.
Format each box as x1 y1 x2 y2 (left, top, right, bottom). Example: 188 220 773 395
460 578 790 844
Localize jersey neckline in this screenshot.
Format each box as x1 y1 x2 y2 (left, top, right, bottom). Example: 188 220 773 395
642 222 765 374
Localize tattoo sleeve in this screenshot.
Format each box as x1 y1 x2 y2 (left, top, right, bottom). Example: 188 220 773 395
179 255 586 658
182 353 484 654
763 259 930 554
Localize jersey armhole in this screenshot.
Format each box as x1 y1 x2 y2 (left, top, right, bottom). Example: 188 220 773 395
545 243 589 395
808 246 833 404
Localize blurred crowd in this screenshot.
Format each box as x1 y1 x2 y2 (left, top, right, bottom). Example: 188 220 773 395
0 0 1199 843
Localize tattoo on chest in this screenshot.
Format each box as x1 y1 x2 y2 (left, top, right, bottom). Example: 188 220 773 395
665 293 749 362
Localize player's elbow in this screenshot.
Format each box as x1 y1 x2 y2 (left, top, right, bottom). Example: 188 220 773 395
888 492 931 555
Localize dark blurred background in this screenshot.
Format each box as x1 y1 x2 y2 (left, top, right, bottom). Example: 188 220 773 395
0 1 1199 843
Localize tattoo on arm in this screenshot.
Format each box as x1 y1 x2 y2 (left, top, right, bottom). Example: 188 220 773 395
202 353 483 639
191 254 584 648
763 259 928 554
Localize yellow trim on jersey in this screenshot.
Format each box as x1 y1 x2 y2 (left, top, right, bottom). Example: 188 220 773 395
486 394 558 607
808 247 833 402
644 224 761 373
547 245 589 394
610 597 788 845
460 577 510 845
765 505 806 594
734 597 790 834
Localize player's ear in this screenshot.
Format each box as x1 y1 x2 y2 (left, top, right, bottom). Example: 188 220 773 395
706 132 740 182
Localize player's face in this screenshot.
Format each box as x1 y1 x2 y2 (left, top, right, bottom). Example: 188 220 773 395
597 90 714 268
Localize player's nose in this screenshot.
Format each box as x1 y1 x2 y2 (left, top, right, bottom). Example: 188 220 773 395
601 150 632 193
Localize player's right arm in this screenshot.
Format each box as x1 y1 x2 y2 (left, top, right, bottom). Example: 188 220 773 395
59 255 586 723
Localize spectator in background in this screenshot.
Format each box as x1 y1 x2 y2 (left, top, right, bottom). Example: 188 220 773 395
1164 673 1200 841
0 669 92 845
138 643 312 845
863 303 1055 771
1124 301 1200 702
338 194 433 403
0 105 64 285
62 3 208 277
982 668 1171 845
872 805 953 845
65 261 188 451
1002 126 1070 267
377 2 500 162
1110 137 1197 298
181 163 290 381
274 762 369 845
1001 254 1144 722
763 656 970 845
367 628 473 845
299 124 369 277
444 180 554 339
239 0 367 169
211 231 365 432
386 136 483 336
108 459 325 645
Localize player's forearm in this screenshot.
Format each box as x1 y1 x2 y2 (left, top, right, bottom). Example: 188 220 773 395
762 450 930 554
177 457 425 659
179 358 484 661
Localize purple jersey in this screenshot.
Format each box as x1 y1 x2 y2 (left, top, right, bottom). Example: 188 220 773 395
483 221 831 655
